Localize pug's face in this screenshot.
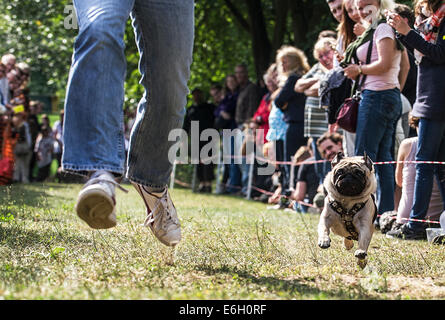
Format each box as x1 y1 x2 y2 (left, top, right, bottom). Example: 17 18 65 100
331 152 374 197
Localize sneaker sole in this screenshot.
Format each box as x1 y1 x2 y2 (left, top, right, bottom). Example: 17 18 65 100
76 187 116 229
151 229 181 247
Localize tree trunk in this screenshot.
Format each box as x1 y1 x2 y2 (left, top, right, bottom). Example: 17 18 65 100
245 0 272 82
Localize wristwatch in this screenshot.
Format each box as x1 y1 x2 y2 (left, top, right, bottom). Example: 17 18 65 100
358 65 363 75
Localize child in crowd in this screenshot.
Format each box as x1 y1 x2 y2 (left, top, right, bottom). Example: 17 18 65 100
11 111 31 183
34 125 54 182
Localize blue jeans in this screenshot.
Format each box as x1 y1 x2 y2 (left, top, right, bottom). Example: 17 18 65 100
408 118 445 231
62 0 194 190
355 88 402 215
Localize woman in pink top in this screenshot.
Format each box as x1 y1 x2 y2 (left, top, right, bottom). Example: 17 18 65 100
396 137 443 225
343 0 404 223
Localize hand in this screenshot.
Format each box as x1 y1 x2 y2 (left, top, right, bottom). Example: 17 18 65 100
271 88 281 100
343 64 361 80
386 11 411 36
353 23 365 36
249 121 259 129
328 123 339 133
335 51 344 63
220 111 231 120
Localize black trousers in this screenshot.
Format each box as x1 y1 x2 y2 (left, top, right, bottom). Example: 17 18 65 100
282 122 307 194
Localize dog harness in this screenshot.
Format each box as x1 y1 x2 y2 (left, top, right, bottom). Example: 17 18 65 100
329 200 367 241
329 195 377 241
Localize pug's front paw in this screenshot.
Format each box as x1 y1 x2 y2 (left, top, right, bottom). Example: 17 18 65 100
354 249 367 260
318 237 331 249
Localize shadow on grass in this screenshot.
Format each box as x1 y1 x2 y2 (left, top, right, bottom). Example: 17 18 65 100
0 183 74 208
195 264 373 300
0 222 93 250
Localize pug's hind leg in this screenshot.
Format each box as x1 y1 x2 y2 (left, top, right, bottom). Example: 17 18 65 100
344 238 354 250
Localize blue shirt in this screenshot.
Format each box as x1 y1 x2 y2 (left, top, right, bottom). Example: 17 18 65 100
266 102 288 141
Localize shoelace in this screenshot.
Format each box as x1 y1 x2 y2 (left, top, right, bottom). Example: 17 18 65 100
84 175 129 193
144 190 177 230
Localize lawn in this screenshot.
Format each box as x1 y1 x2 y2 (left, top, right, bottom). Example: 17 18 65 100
0 183 444 300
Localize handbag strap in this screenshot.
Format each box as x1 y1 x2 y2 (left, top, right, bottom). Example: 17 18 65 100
353 30 374 96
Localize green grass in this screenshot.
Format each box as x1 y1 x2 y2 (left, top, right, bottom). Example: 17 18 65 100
0 183 444 299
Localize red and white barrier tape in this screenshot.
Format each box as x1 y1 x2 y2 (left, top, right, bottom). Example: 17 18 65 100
175 156 445 167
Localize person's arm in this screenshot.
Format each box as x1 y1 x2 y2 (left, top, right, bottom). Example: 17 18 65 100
398 48 410 91
293 181 307 202
304 81 320 97
294 78 318 93
388 13 445 64
344 37 397 79
395 138 411 188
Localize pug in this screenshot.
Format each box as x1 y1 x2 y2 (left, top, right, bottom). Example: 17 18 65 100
318 152 377 268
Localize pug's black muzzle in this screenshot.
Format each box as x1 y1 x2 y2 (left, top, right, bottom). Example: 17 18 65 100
334 173 366 196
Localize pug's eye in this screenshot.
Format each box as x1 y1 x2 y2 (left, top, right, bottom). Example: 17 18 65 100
336 169 345 176
354 169 364 176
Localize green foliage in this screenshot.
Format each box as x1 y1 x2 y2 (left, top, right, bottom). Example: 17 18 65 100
0 0 76 99
0 0 416 111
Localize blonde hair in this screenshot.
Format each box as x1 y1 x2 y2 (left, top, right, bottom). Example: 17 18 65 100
263 63 277 83
313 37 336 61
275 45 310 86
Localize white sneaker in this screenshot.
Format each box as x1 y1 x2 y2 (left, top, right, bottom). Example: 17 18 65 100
75 170 127 229
132 182 181 246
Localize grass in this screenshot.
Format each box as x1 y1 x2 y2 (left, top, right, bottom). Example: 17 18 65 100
0 182 444 300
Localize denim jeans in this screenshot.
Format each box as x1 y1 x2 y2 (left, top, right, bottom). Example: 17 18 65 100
408 118 445 231
62 0 194 190
355 88 402 215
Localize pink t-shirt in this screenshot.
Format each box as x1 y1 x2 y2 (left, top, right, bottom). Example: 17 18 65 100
356 23 401 91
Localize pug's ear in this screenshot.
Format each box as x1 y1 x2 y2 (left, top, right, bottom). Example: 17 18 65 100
331 152 344 168
363 151 374 172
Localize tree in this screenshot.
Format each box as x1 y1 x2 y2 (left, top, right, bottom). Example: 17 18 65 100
223 0 337 81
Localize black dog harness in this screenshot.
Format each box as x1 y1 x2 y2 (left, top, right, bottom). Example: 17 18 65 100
329 200 367 241
329 195 378 241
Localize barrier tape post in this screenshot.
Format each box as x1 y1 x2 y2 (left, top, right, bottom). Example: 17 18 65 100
289 156 295 191
246 153 254 200
191 163 198 193
215 149 224 194
169 160 177 190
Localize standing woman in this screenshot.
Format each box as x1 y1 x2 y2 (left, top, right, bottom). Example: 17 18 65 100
336 0 366 157
387 0 445 240
273 45 310 207
343 0 403 222
215 74 240 194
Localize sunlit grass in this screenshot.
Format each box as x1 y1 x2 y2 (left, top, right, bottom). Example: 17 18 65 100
0 183 444 299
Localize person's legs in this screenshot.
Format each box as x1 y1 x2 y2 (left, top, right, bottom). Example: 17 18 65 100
312 137 326 185
355 89 401 216
127 0 194 246
283 123 305 192
126 0 194 190
63 0 134 175
408 118 445 231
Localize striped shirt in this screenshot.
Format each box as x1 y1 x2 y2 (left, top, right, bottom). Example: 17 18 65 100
302 63 329 138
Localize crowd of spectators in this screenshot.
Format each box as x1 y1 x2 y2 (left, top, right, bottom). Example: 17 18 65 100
0 53 64 185
182 0 445 241
1 0 444 241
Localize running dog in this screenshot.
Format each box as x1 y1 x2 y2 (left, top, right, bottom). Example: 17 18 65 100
318 152 377 268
